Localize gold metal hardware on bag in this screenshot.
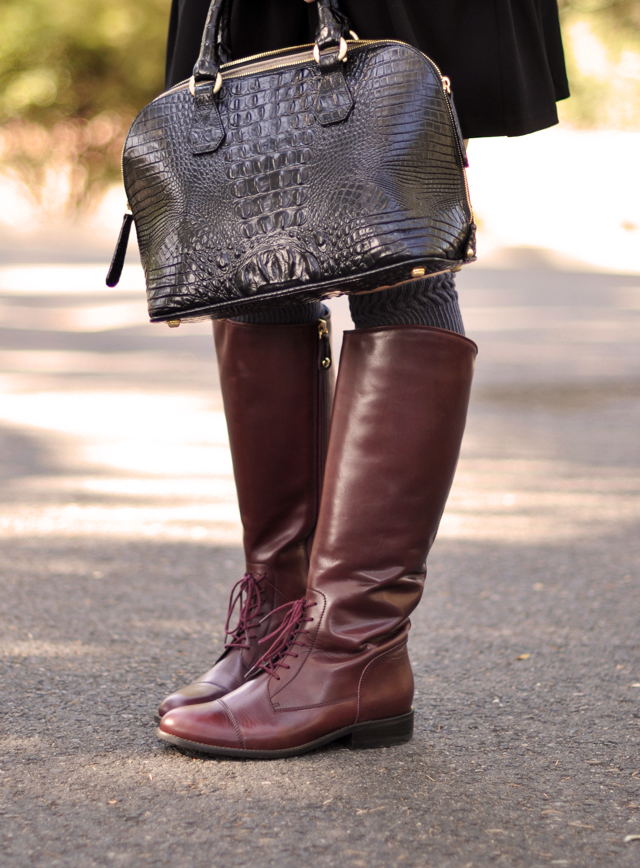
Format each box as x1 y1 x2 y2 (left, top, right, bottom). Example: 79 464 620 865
167 320 181 328
313 37 348 65
318 318 331 368
451 265 463 273
349 31 360 41
411 267 426 278
467 246 475 258
189 73 222 97
166 41 454 96
441 76 451 94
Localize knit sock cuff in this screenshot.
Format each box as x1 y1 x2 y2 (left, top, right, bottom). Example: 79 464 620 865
348 272 465 335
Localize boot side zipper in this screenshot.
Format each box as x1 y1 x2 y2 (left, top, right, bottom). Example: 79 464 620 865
318 318 332 371
316 316 332 534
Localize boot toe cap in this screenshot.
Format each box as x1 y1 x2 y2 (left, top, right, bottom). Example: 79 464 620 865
157 681 229 718
158 701 243 750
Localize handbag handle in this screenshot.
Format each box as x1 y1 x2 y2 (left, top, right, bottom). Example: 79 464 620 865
193 0 351 85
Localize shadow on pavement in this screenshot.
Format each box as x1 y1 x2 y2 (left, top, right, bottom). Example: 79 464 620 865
1 532 639 868
1 235 640 866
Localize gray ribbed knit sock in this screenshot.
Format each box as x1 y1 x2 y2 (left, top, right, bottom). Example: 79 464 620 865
348 272 465 335
231 300 325 325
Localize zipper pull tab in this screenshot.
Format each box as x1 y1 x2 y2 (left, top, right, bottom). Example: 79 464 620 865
318 318 332 370
440 77 469 168
106 207 133 287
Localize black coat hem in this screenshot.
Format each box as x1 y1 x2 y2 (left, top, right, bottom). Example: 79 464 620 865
164 0 571 140
469 97 569 139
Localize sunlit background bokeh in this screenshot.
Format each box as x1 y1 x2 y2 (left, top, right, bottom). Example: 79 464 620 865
1 1 639 551
1 2 639 266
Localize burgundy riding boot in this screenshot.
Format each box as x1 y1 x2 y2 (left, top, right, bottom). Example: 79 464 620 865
156 314 334 719
157 325 477 754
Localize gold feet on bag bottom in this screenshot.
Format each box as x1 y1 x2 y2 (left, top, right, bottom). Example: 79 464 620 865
157 326 477 757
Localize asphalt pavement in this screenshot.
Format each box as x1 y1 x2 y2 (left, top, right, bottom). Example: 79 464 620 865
1 227 640 868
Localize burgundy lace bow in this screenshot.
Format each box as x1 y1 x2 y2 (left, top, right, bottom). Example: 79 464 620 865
250 598 316 680
224 572 265 650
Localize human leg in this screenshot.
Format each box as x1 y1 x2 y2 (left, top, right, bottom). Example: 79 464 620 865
157 323 476 754
157 310 334 718
349 272 465 335
231 300 324 325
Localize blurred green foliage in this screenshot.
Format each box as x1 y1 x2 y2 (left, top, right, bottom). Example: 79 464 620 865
558 1 640 128
559 0 640 33
0 0 169 124
0 0 638 216
0 0 170 213
1 1 639 128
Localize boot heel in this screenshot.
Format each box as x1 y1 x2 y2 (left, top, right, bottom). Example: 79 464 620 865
346 710 414 750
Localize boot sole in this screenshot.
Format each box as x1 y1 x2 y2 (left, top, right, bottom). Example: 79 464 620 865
155 709 413 759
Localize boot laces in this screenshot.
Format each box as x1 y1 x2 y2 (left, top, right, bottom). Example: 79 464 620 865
250 598 316 680
224 572 266 650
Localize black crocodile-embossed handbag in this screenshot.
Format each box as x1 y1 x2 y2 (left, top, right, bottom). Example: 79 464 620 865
106 0 476 324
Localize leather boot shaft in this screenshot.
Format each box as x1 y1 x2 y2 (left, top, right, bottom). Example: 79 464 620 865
157 315 334 718
309 325 477 654
158 325 477 754
214 316 335 605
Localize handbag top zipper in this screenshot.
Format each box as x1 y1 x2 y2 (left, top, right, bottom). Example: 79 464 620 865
161 39 449 96
143 38 473 219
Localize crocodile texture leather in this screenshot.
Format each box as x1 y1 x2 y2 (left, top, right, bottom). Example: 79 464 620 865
123 15 475 322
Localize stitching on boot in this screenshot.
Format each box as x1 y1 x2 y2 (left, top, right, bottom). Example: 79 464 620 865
273 694 357 713
195 680 228 692
219 699 245 749
356 640 409 723
269 590 327 702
